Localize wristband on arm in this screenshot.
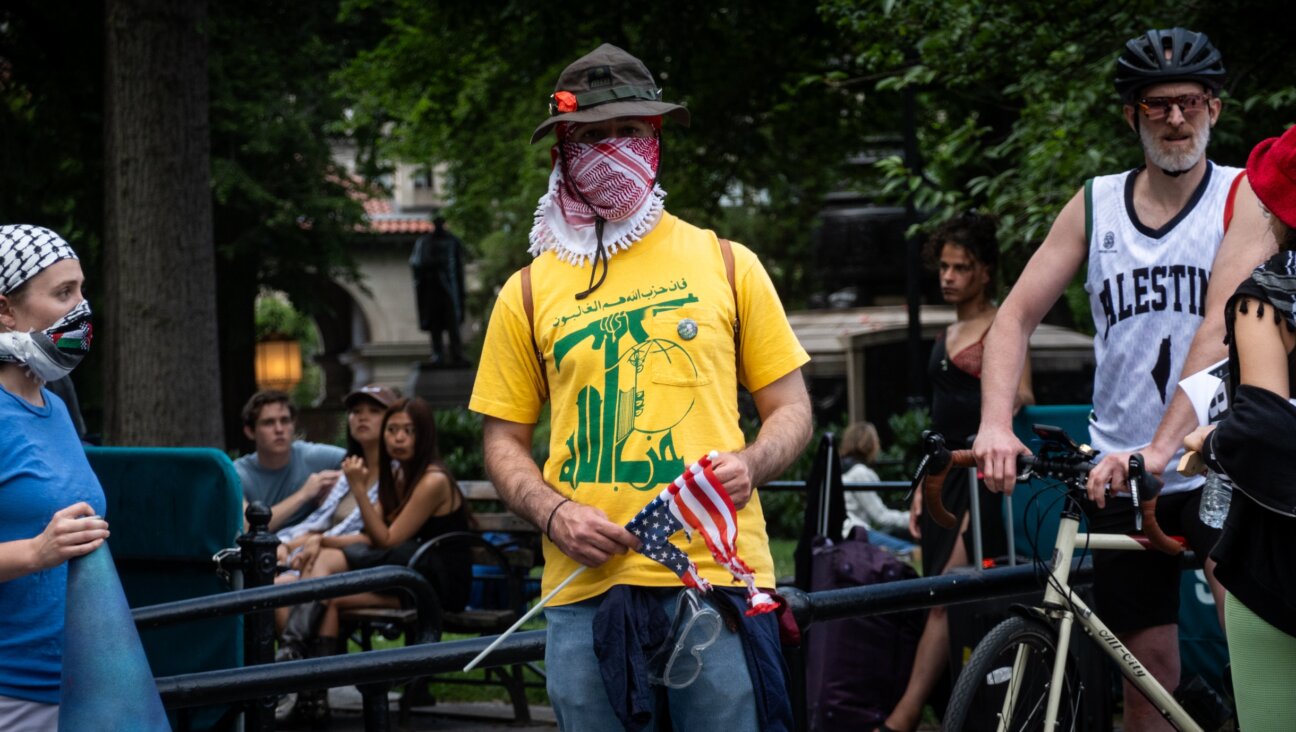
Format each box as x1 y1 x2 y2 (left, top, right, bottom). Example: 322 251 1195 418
545 498 572 540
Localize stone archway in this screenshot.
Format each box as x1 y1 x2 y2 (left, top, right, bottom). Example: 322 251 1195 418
309 278 364 407
329 234 433 398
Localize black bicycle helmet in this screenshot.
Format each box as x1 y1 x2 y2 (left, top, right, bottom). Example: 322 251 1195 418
1114 27 1226 101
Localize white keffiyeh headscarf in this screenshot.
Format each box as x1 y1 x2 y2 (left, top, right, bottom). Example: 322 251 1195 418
0 224 78 295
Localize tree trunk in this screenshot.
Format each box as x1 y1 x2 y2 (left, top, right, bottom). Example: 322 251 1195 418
103 0 223 447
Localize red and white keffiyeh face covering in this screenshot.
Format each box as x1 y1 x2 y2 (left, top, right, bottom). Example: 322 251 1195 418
528 136 666 264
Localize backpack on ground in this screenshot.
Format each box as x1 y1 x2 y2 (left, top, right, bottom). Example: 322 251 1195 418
805 527 923 731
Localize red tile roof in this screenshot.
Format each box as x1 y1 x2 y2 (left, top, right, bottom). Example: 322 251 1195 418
352 182 435 234
366 217 437 234
363 199 393 215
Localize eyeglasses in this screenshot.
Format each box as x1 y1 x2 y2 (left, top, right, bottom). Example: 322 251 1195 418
1137 93 1211 122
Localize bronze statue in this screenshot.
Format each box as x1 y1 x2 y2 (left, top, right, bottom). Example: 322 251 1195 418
411 216 468 366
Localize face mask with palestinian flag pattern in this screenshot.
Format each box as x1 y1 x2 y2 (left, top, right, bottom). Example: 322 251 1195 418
0 299 94 384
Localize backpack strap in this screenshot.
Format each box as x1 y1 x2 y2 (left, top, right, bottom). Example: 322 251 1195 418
718 238 741 373
1083 178 1095 246
1223 170 1247 233
520 266 549 401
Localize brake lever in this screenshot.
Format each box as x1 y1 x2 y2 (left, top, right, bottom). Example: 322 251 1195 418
908 430 947 502
906 451 932 503
1128 454 1144 531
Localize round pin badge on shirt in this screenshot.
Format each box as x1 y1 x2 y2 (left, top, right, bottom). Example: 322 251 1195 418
677 318 698 340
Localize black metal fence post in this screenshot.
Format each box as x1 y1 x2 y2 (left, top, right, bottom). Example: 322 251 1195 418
791 433 845 730
358 682 392 730
237 501 280 731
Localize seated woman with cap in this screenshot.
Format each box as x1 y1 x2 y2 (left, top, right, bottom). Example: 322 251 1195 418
1184 125 1296 730
276 398 472 630
274 396 472 722
271 386 394 626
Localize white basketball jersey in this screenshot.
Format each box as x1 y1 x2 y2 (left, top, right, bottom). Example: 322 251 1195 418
1084 162 1243 494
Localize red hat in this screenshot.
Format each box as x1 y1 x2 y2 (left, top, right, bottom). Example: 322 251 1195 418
1247 125 1296 229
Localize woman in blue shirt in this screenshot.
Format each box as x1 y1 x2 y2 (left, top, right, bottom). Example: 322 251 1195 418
0 225 107 730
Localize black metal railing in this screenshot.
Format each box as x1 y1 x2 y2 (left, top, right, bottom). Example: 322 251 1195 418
133 565 441 640
132 501 442 732
148 558 1093 731
780 559 1092 627
136 433 1059 732
155 630 548 708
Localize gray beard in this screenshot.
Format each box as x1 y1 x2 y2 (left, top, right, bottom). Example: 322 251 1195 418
1140 120 1210 174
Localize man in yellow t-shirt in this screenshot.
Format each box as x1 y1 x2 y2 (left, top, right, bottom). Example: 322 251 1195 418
470 43 812 730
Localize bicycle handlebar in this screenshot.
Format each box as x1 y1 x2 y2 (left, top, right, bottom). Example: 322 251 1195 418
913 431 1182 556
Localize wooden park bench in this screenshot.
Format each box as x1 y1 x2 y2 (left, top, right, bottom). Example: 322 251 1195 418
339 479 544 723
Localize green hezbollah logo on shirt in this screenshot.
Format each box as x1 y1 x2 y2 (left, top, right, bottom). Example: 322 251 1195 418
551 280 700 492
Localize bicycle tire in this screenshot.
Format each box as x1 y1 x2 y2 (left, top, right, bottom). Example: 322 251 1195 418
945 615 1085 731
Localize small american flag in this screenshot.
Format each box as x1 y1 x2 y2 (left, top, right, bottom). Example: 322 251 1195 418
625 452 777 615
625 493 712 592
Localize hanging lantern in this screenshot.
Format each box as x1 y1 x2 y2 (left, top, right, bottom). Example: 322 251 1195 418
254 335 302 392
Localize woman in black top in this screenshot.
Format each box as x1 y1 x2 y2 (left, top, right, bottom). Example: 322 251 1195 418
331 397 473 618
1185 128 1296 730
880 213 1034 732
276 397 473 722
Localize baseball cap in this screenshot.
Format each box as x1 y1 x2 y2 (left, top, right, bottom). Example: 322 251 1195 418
344 384 399 409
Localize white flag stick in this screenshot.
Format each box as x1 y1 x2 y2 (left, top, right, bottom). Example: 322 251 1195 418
462 565 586 672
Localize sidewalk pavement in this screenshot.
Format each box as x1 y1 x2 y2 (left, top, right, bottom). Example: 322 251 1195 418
320 687 1140 731
321 687 955 730
324 686 556 731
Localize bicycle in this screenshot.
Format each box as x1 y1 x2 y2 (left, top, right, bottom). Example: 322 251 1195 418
914 425 1204 732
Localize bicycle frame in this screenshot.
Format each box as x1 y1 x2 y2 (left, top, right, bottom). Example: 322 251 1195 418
998 505 1203 732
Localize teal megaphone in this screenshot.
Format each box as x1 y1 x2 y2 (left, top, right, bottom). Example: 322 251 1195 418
60 543 170 731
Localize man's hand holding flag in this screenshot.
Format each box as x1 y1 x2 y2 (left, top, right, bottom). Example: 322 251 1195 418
464 450 775 671
650 451 776 615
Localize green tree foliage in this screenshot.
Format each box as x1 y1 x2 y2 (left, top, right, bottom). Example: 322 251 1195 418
434 407 483 479
0 2 103 245
209 0 370 306
820 0 1296 315
334 0 865 304
209 0 376 445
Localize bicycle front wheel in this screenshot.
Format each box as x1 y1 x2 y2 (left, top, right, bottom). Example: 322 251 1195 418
945 615 1085 732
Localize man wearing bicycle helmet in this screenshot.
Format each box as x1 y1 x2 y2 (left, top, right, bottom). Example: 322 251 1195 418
973 28 1274 730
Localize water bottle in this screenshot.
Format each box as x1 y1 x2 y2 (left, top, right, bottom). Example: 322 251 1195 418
1198 470 1232 529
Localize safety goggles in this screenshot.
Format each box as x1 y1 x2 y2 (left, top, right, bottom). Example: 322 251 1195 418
1137 93 1211 122
647 589 723 689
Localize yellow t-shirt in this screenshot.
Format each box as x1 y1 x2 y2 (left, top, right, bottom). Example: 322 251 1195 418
469 212 810 605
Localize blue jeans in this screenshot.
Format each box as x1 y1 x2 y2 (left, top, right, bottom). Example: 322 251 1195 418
545 589 762 731
867 529 916 556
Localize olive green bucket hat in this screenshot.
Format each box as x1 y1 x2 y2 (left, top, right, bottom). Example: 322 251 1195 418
530 43 690 144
